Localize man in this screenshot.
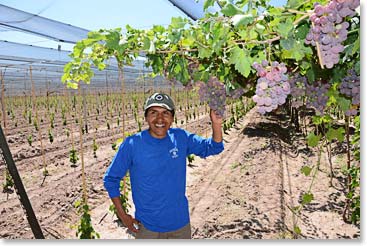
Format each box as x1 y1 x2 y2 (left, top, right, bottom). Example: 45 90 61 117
103 92 224 239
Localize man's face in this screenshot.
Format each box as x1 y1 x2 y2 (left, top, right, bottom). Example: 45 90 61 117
145 106 173 139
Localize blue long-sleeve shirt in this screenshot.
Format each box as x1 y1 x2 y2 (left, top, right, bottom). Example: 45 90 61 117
103 128 224 233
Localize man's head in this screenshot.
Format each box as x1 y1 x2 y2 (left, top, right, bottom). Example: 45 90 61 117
144 93 175 139
144 93 175 117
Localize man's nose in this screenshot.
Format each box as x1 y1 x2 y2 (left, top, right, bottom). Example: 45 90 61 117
156 112 165 119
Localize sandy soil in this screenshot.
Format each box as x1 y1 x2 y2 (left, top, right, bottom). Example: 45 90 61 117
0 106 360 240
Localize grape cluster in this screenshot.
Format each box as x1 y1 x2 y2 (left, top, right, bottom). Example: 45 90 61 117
197 76 227 117
252 60 291 115
339 69 360 116
304 81 330 115
305 0 359 68
288 74 307 109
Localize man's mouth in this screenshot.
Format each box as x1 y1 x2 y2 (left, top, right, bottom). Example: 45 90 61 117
155 123 165 128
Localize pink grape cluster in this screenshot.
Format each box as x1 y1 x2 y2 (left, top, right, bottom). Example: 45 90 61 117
288 74 307 109
197 76 226 117
304 81 330 115
339 69 360 116
305 0 359 68
252 60 291 115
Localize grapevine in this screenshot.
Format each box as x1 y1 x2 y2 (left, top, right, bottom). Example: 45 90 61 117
59 0 361 232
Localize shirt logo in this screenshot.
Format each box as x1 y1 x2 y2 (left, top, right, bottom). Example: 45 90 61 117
169 147 179 158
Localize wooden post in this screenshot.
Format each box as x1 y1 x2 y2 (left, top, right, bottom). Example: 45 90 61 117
1 69 6 130
0 125 45 239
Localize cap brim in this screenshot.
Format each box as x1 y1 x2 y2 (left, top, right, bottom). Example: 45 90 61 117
145 103 173 111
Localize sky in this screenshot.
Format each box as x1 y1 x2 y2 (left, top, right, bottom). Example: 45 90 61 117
0 0 286 51
0 0 188 51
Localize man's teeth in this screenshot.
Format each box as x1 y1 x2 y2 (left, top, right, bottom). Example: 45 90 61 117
155 124 165 127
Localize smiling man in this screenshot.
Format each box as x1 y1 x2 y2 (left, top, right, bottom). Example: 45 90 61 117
103 92 224 239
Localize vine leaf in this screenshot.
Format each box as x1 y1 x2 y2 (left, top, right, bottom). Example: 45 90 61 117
231 14 254 28
337 97 351 112
203 0 215 11
301 166 312 176
307 132 321 147
197 44 212 58
274 19 294 38
280 38 312 61
294 226 302 235
302 192 314 205
326 127 345 142
229 46 251 77
221 3 243 16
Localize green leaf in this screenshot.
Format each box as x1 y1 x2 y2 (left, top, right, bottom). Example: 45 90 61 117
72 41 86 58
307 132 321 147
231 14 254 28
280 38 293 50
198 45 212 58
87 31 106 41
302 193 314 204
221 3 243 16
326 127 345 142
255 23 265 34
301 166 312 176
295 23 309 39
203 0 215 11
352 34 360 55
170 16 186 29
97 62 106 70
67 81 78 89
143 37 151 50
294 226 302 235
229 46 251 77
105 30 121 51
280 39 312 61
275 19 294 38
181 37 195 47
287 0 304 9
337 96 351 112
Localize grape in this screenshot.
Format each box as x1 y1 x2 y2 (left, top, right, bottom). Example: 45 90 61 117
252 61 290 115
339 69 360 115
304 81 330 115
197 76 227 117
289 74 332 115
305 0 359 68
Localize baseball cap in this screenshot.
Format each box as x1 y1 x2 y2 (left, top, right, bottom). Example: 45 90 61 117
144 93 175 116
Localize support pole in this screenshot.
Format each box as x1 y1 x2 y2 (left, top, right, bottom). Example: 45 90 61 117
0 125 45 239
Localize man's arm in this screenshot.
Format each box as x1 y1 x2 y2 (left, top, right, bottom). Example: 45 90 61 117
111 197 140 233
210 109 223 143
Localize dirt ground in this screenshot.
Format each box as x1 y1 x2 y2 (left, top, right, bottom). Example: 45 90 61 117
0 106 360 240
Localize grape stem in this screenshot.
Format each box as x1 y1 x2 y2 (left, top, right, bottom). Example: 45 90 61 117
233 35 281 45
287 9 312 25
311 22 325 69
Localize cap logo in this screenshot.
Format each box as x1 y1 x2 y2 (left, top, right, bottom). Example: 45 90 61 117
155 94 164 101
